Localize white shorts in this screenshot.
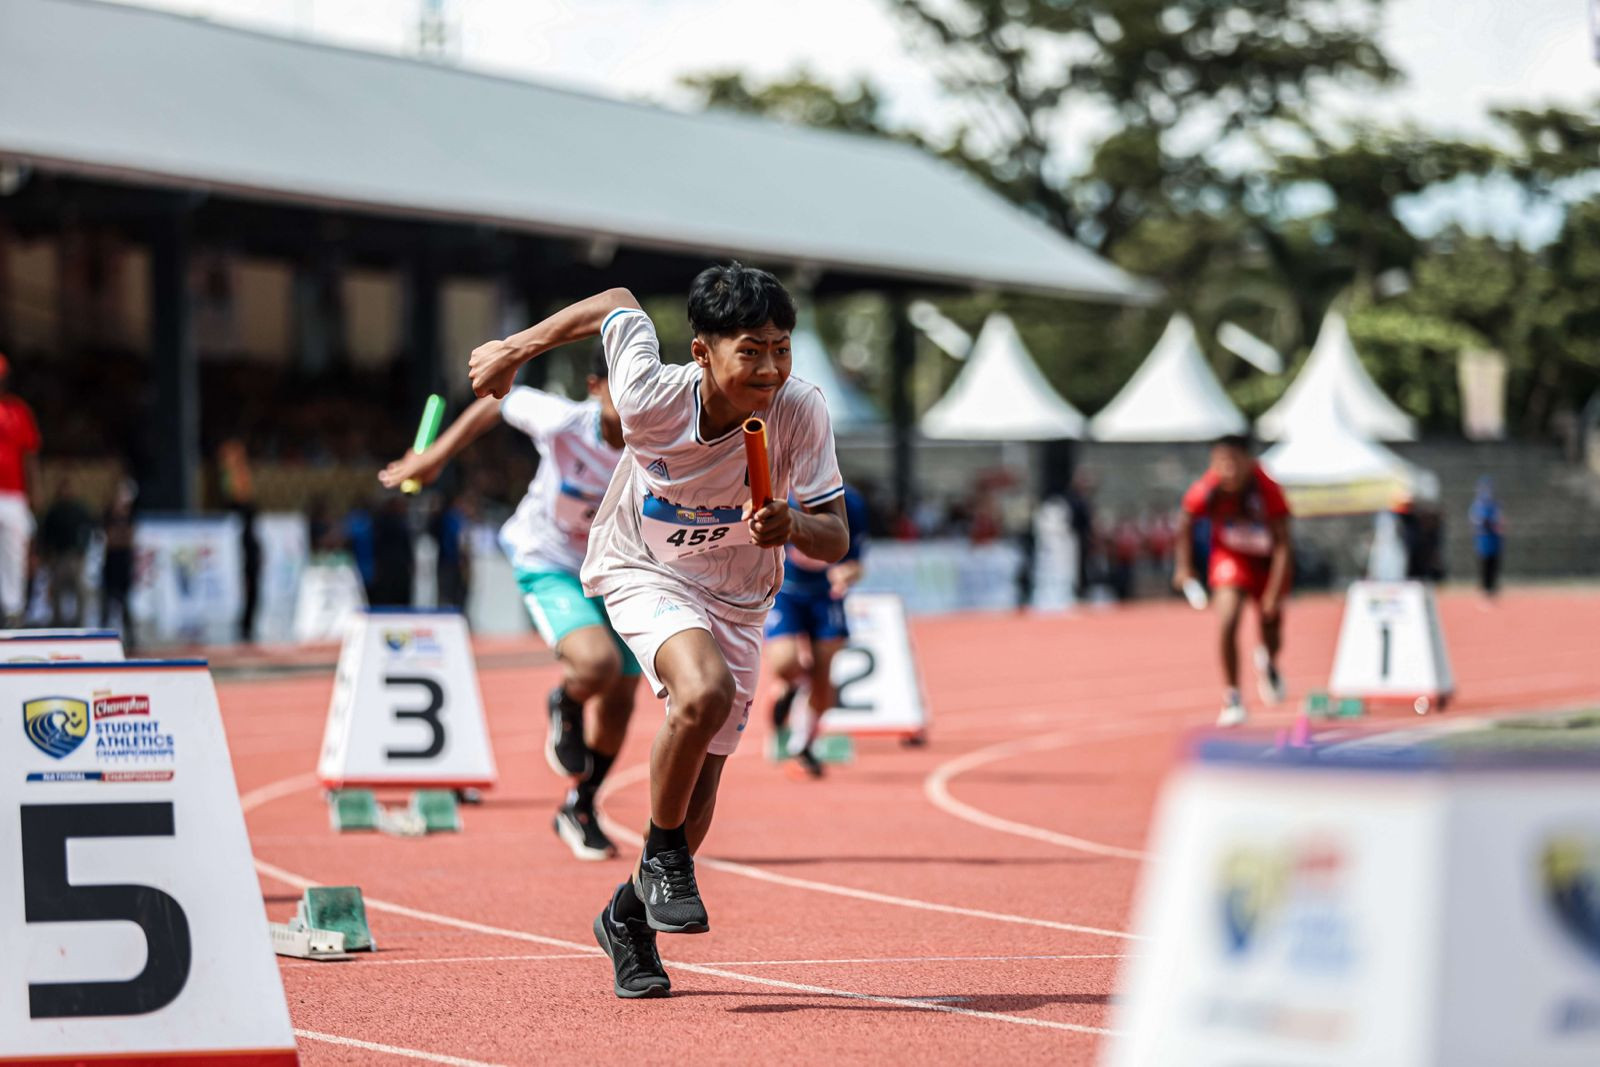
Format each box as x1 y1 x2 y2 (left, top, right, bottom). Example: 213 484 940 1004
602 582 763 756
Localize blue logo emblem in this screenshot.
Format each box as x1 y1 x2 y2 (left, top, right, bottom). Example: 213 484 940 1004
1543 835 1600 964
24 697 90 759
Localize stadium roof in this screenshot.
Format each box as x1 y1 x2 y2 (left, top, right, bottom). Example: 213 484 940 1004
0 0 1152 303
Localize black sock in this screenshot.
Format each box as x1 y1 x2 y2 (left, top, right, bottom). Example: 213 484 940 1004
611 880 646 923
772 684 798 729
645 820 688 858
575 750 615 808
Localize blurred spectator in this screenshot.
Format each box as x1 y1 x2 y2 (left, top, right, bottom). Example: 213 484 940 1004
369 495 414 607
1469 476 1504 598
1064 471 1095 597
1109 516 1142 601
101 476 136 645
218 439 261 642
38 476 94 626
344 504 376 592
306 495 338 554
431 490 474 611
0 353 40 626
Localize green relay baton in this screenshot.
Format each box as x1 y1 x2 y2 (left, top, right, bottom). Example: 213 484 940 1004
400 393 447 495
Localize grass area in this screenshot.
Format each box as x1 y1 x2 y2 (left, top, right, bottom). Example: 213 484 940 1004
1427 711 1600 755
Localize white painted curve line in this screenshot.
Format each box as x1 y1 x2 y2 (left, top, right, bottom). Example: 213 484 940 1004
281 951 1133 971
924 730 1152 862
295 1029 507 1067
248 778 1118 1038
596 762 1139 942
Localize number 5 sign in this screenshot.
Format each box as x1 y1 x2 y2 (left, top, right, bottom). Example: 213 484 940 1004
1329 580 1455 713
0 661 297 1063
317 610 497 791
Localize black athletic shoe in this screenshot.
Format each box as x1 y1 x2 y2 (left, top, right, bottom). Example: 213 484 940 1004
593 900 671 998
554 800 616 861
794 748 825 779
771 685 799 730
545 686 589 778
633 848 709 934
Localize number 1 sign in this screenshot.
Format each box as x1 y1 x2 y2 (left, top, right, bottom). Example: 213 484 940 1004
317 610 497 791
1329 580 1455 713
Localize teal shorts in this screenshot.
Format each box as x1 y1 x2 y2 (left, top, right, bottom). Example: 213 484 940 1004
514 569 641 676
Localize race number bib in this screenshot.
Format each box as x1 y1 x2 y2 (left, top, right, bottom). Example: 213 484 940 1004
554 482 601 534
1218 521 1272 556
641 497 743 561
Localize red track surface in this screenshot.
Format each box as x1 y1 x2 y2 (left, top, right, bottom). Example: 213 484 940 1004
228 588 1599 1065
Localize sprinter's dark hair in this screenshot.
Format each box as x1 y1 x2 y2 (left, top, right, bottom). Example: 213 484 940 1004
687 261 797 338
1213 432 1254 452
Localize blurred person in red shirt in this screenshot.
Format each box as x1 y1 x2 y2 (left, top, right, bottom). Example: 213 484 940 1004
0 354 40 626
1174 434 1293 727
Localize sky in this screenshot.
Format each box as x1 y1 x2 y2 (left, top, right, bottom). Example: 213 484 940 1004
106 0 1599 240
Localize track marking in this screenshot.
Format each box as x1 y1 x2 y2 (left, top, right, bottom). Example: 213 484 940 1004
597 763 1140 941
247 785 1122 1037
924 729 1155 862
280 951 1134 970
294 1028 507 1066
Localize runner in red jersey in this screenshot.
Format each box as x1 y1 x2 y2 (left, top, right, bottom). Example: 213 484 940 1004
1174 434 1293 727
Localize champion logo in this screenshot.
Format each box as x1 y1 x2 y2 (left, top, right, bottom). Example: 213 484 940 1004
647 458 670 479
654 598 682 618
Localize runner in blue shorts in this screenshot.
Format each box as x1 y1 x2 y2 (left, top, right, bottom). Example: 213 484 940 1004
765 484 869 777
381 349 638 860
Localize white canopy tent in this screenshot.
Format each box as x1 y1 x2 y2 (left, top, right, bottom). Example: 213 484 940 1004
790 312 882 432
1260 389 1425 516
1088 314 1247 441
920 313 1086 440
1257 311 1417 441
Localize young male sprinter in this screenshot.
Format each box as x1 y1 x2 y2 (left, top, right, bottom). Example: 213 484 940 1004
1173 434 1293 727
467 264 848 998
379 350 638 861
766 483 869 777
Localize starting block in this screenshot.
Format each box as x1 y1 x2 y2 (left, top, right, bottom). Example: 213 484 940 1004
767 726 855 765
296 886 374 952
1335 697 1366 719
411 788 462 832
1305 692 1333 719
269 921 351 962
329 787 461 834
328 788 381 831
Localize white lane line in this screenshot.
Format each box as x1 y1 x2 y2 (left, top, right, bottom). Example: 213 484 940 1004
924 728 1158 862
248 787 1120 1037
281 951 1134 970
597 762 1140 942
294 1029 507 1066
281 953 598 969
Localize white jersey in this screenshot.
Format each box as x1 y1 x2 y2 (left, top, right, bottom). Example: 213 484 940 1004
498 387 624 575
581 307 844 626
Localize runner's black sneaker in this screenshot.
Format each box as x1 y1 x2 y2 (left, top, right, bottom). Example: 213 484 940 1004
554 800 616 861
545 685 589 777
633 847 709 934
771 684 799 729
793 748 825 779
593 897 670 998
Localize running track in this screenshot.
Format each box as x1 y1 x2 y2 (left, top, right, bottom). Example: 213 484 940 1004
229 588 1600 1065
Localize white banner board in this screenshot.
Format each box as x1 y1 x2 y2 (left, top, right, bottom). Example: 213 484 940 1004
0 629 125 663
317 611 497 791
129 516 244 646
0 661 297 1064
1107 746 1600 1067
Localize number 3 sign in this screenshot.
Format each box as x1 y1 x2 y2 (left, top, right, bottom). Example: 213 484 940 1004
318 610 497 791
0 661 297 1063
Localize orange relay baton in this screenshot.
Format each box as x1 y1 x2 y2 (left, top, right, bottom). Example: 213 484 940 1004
743 417 772 509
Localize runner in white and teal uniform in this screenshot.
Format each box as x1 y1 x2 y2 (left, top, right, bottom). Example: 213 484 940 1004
380 349 638 860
